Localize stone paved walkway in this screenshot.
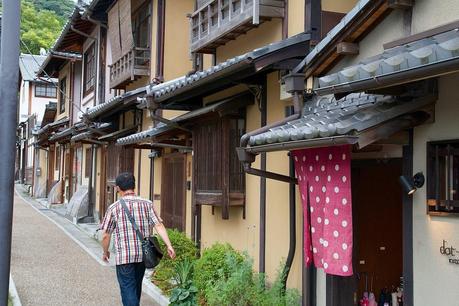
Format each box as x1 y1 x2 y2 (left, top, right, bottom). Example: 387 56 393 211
10 191 158 306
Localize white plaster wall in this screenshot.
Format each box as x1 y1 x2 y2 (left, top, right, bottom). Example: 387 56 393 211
19 80 29 122
411 0 459 34
412 72 459 306
328 9 405 73
30 83 57 125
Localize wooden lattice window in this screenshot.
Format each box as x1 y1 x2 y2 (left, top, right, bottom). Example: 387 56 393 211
59 77 67 114
83 43 96 96
35 83 57 98
427 139 459 215
193 110 246 219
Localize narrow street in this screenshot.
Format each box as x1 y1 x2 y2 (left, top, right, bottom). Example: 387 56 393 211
10 192 157 306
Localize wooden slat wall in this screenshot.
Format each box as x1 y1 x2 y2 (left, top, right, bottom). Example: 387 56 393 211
108 0 134 62
161 154 186 231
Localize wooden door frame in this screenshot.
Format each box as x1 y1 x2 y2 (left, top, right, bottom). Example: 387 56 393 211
99 145 107 219
326 139 414 305
47 144 55 195
160 152 187 231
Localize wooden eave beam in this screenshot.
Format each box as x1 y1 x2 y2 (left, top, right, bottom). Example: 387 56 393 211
336 42 359 55
306 0 390 78
387 0 414 9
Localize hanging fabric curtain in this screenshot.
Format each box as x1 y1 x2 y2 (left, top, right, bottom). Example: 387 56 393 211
107 0 134 62
292 145 353 276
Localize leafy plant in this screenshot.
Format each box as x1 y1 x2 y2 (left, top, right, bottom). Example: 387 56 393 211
259 266 301 306
205 253 301 306
169 259 198 306
193 243 244 296
152 229 198 294
205 252 258 306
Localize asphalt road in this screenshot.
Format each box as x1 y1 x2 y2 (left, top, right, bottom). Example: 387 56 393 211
10 193 158 306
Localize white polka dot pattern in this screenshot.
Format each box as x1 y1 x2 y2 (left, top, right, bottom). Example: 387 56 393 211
292 145 353 276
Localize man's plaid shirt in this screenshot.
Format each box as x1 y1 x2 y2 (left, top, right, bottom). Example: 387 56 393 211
100 194 161 265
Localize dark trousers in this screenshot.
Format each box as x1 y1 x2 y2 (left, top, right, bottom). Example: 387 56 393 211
116 262 146 306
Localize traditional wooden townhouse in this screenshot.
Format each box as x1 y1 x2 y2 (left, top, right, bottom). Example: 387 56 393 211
112 0 370 301
16 53 58 190
79 0 194 223
35 2 114 222
236 0 459 305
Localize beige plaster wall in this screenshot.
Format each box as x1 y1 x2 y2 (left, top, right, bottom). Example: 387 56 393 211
200 100 261 265
412 72 459 306
264 72 303 289
321 0 358 13
199 72 304 291
149 0 158 78
163 0 193 81
216 19 283 63
153 156 162 214
287 0 305 37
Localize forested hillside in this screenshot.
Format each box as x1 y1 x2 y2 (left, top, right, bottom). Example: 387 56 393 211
13 0 76 54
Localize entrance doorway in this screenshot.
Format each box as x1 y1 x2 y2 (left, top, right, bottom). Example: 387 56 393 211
161 153 186 231
327 159 403 306
100 143 134 217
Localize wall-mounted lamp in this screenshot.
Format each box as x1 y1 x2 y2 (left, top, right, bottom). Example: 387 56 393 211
399 172 425 195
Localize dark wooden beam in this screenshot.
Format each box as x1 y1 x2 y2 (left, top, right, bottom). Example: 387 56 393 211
336 42 359 55
387 0 414 9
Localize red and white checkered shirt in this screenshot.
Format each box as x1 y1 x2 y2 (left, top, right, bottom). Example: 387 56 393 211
100 194 161 265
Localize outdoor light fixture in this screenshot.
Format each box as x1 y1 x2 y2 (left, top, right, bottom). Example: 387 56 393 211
399 172 425 195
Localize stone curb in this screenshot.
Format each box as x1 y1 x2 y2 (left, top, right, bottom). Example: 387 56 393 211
9 274 22 306
14 184 170 306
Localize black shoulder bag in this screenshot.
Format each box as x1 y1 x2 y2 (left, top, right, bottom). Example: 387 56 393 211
120 198 163 269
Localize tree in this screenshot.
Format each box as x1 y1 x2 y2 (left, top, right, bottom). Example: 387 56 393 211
20 0 64 54
32 0 75 21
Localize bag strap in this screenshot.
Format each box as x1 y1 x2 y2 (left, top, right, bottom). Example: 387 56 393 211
119 198 145 241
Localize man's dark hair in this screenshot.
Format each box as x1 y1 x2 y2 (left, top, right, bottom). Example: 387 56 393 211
115 172 136 191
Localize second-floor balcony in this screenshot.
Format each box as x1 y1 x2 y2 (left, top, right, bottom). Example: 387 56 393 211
190 0 285 54
109 47 150 90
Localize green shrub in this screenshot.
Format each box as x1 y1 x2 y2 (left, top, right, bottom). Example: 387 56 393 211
205 253 258 305
259 266 301 306
152 229 198 294
193 243 244 296
170 259 198 306
205 253 301 306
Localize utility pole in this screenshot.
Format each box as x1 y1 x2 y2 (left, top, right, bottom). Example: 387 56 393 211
0 0 21 304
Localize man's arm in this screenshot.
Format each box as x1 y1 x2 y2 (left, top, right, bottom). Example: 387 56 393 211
101 230 111 263
154 222 176 259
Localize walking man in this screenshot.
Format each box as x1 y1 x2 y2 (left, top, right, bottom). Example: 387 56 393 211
100 172 176 306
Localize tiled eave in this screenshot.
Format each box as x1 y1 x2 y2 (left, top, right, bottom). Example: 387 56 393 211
246 92 436 153
143 33 310 110
85 87 146 120
316 29 459 96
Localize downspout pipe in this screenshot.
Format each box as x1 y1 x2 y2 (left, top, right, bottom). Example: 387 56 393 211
238 76 305 185
81 14 108 29
240 72 305 149
283 153 297 290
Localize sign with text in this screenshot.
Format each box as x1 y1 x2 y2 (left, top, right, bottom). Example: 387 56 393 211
440 240 459 265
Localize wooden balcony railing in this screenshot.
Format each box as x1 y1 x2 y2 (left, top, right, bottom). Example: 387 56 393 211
190 0 285 54
109 47 150 89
